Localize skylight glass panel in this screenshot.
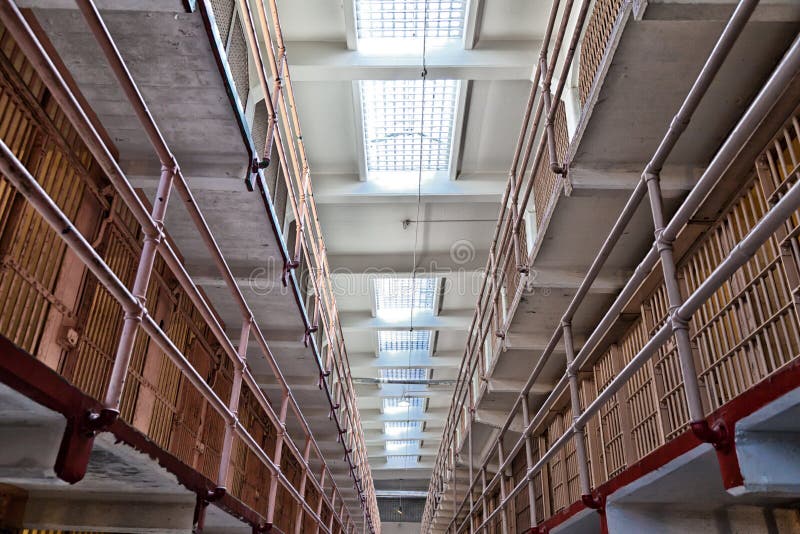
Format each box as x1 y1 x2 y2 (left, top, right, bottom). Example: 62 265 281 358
374 277 437 321
356 0 466 41
386 455 420 466
377 330 432 353
380 368 429 381
360 79 459 180
384 421 424 436
383 396 425 415
385 439 422 452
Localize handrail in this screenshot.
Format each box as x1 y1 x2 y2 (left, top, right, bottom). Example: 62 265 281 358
0 1 365 531
229 0 378 527
422 0 791 529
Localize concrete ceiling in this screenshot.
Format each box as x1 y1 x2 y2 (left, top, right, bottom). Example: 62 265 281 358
274 0 544 493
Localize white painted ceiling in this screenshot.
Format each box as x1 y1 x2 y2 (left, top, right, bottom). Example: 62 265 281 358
274 0 545 493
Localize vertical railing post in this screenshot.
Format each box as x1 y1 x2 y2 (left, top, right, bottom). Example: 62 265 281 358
266 390 290 528
314 467 327 534
497 437 510 534
104 163 174 416
468 388 475 534
293 437 313 534
218 318 251 489
643 172 726 446
480 466 489 533
521 394 538 529
562 321 594 503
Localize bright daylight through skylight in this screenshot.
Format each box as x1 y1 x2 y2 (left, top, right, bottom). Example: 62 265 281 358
374 277 437 322
383 396 425 415
377 330 432 354
384 421 423 436
360 79 459 185
355 0 466 43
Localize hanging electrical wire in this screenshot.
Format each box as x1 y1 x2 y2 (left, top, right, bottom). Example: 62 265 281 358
404 0 431 471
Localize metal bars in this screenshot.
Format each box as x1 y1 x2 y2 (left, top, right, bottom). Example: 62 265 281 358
0 0 361 531
422 0 790 530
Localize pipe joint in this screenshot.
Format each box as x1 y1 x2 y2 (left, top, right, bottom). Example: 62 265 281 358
205 486 226 502
691 419 730 452
84 408 119 437
581 491 605 510
643 170 660 184
670 115 691 134
668 307 690 331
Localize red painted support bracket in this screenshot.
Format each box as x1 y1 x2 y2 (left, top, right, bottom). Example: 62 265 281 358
690 419 730 452
54 408 118 483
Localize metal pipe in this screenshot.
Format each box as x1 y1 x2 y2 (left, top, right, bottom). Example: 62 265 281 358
521 396 538 528
426 0 777 527
218 319 251 488
0 137 338 531
563 322 591 496
1 1 352 529
69 0 365 528
104 163 173 414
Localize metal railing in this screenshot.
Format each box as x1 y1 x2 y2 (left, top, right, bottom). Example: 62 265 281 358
0 0 376 531
225 0 380 527
422 0 800 530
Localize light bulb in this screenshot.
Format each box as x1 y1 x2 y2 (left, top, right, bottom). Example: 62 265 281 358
398 398 410 407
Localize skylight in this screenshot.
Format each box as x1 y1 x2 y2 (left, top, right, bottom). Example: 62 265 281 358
386 455 420 467
380 368 429 382
374 277 437 322
360 79 459 184
384 421 424 436
386 439 422 452
355 1 467 42
383 396 426 415
377 330 432 354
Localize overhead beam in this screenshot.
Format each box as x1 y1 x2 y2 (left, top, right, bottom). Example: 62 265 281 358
284 40 539 81
312 172 507 204
339 309 473 331
327 252 489 275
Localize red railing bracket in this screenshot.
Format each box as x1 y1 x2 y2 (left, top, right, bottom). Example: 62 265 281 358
54 408 119 484
691 419 731 452
581 492 605 511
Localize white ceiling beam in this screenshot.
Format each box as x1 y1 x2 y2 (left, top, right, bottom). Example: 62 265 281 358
327 252 488 273
340 309 473 331
342 0 358 50
462 0 486 50
312 172 507 204
349 353 462 369
284 40 539 81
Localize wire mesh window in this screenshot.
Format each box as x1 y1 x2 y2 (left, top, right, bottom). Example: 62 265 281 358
356 0 466 40
361 79 459 175
384 455 422 467
384 421 424 435
383 396 426 415
375 276 437 314
380 368 429 381
386 439 422 452
377 330 432 353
